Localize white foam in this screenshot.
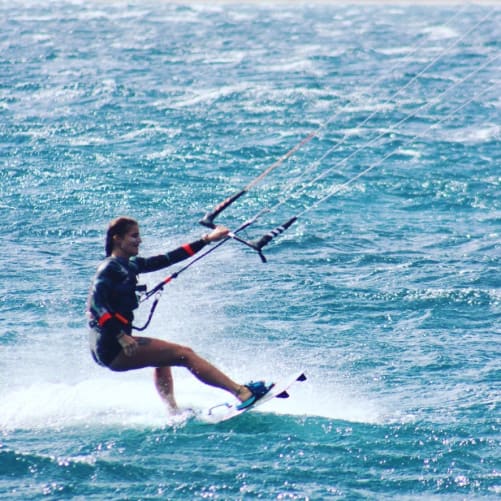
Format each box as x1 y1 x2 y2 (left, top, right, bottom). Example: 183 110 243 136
422 25 460 40
0 365 384 431
396 148 422 158
0 374 204 431
448 124 500 144
168 83 252 108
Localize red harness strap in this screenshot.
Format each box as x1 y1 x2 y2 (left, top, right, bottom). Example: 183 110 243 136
98 312 112 327
98 312 129 327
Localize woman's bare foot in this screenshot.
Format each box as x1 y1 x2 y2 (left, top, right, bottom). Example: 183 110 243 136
236 385 253 402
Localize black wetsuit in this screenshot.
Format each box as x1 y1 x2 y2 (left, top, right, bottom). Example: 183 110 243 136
87 239 208 367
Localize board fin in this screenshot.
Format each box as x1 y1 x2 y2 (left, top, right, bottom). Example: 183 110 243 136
296 373 307 382
275 390 290 398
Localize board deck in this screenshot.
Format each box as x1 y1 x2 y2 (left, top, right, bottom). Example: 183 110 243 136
199 371 307 424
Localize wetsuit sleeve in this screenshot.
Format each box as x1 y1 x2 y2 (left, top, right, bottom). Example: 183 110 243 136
166 238 207 264
135 239 208 273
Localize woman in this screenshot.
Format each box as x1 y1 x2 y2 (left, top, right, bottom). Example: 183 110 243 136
87 216 268 411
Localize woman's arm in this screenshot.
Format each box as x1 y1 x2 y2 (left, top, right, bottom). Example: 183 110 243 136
136 226 230 273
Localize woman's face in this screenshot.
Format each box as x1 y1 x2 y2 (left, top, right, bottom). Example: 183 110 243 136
114 224 142 258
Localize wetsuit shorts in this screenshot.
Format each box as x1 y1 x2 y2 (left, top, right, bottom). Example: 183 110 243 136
89 322 132 367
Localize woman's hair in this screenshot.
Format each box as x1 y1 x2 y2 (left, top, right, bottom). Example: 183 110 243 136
105 217 138 256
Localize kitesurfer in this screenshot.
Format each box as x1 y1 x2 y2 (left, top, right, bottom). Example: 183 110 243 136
87 216 268 411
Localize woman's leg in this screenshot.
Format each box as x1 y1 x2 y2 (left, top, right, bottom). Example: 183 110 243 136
109 337 252 403
155 366 178 410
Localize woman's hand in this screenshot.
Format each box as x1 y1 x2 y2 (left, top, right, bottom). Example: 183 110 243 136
204 225 230 243
117 332 138 357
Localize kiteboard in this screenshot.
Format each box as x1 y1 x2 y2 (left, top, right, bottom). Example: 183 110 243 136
199 371 307 424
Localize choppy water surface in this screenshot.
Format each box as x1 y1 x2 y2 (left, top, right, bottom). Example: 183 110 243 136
0 1 499 499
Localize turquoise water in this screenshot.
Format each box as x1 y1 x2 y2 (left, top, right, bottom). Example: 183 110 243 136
1 1 500 499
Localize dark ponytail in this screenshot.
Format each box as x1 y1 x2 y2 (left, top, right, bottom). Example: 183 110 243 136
105 217 138 256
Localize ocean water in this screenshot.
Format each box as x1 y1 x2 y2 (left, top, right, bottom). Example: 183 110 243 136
1 1 500 499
